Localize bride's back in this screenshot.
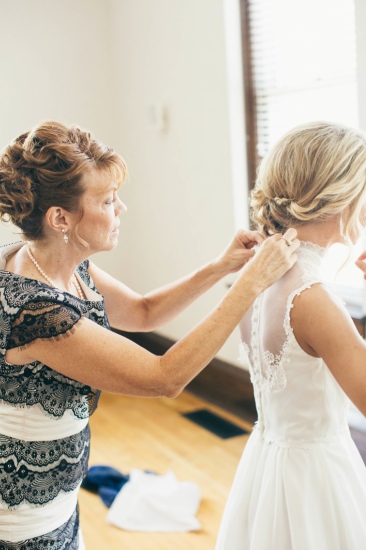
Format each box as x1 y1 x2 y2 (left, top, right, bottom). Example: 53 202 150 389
238 242 349 445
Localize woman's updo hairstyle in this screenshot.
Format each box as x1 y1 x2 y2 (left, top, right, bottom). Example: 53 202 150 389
251 122 366 241
0 121 127 240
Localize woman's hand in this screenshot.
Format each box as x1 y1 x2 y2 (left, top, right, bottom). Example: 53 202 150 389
355 252 366 279
242 228 300 293
215 229 266 275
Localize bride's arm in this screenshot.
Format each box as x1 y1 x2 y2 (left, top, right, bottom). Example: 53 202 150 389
291 284 366 416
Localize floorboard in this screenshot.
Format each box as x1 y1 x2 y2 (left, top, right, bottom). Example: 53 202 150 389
79 391 252 550
79 391 366 549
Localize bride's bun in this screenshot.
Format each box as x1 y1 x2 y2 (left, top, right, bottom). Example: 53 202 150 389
250 122 366 240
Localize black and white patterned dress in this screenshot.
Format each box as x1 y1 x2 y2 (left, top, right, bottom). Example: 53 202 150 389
0 242 109 549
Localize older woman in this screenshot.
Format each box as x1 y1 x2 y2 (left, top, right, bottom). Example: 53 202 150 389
0 121 298 548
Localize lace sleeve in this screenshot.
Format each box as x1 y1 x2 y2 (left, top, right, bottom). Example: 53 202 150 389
8 299 82 350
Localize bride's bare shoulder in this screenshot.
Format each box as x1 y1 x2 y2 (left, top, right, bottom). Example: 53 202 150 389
290 283 356 357
292 282 346 311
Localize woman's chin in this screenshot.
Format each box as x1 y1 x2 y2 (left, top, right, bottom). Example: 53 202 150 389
107 235 119 250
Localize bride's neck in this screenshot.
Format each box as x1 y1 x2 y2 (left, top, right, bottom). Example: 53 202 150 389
292 218 341 248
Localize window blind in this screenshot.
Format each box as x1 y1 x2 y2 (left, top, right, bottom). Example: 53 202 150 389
247 0 358 159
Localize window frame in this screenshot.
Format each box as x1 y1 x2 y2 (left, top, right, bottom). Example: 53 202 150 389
239 0 258 194
239 0 366 317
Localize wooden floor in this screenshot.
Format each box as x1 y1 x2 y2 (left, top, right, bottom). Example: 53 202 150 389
79 391 252 550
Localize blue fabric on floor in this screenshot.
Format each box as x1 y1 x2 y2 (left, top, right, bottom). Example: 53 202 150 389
81 465 130 507
99 485 122 508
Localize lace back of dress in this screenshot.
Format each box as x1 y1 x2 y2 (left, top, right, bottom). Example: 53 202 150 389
239 242 326 393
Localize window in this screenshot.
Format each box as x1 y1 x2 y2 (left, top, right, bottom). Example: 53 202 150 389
241 0 364 306
242 0 358 166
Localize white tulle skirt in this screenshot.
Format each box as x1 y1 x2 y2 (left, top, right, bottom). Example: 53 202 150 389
216 427 366 550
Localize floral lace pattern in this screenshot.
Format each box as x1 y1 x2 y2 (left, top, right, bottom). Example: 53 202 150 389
8 300 82 349
0 272 109 419
0 360 100 419
246 293 289 394
252 423 351 449
0 247 108 544
77 259 99 294
262 350 288 391
295 241 327 284
0 504 80 549
0 424 90 507
241 241 327 396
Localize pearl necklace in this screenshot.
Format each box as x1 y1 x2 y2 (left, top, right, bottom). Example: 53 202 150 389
26 245 85 300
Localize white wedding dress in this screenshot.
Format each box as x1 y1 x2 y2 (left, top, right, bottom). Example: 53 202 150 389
216 242 366 550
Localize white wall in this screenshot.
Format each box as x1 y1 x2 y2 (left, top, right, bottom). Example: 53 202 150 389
94 0 243 365
355 0 366 132
0 0 119 147
0 0 245 366
0 0 120 243
1 1 366 368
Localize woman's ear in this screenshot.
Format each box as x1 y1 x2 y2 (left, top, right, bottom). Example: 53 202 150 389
44 206 71 236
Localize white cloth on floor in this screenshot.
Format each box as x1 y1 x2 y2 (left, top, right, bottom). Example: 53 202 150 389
106 469 201 532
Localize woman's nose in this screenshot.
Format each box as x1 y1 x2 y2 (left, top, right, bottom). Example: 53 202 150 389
117 198 127 214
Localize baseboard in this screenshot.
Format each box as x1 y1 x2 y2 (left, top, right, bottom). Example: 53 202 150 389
114 329 257 423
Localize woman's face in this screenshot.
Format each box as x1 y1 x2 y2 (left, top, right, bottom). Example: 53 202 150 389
72 168 127 254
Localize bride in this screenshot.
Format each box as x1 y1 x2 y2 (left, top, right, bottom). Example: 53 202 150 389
216 121 366 550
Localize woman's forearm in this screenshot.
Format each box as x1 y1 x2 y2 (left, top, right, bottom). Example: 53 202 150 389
141 259 228 331
157 233 299 395
24 260 264 397
140 230 270 330
90 229 260 332
22 232 298 397
158 270 261 395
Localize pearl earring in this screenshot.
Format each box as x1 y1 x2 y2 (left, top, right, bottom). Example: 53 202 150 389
62 229 69 244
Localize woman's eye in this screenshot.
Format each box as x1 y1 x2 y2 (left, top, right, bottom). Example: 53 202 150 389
105 191 118 205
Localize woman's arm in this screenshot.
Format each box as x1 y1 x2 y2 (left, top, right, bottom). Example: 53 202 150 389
10 231 299 398
89 229 266 332
291 284 366 416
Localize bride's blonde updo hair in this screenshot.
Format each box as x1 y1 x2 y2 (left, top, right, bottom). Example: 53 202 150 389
0 121 127 240
251 121 366 240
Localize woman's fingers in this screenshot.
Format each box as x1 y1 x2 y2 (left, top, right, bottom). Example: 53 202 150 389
355 253 366 279
356 251 366 262
225 228 300 282
245 229 299 290
282 227 298 243
271 230 300 264
216 229 267 275
237 229 265 247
